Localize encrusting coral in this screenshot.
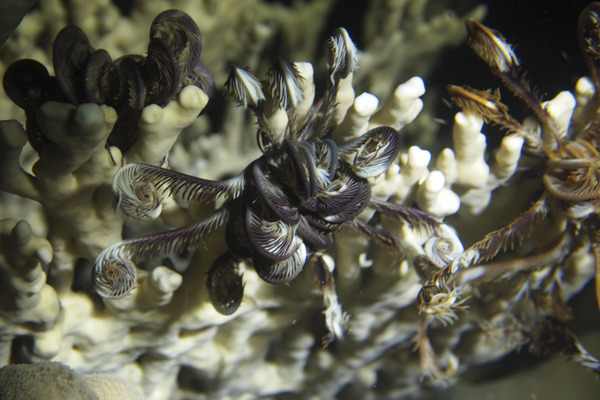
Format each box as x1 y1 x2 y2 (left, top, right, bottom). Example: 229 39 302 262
0 361 143 400
0 1 598 399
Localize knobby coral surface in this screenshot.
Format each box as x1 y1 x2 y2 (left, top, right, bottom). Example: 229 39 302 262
0 1 598 400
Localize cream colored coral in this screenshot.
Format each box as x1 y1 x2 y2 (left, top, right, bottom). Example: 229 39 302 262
293 62 316 121
0 361 144 400
84 372 144 400
0 85 212 368
542 91 576 143
370 76 425 131
1 1 596 400
436 148 458 186
492 134 524 180
372 145 430 201
136 266 183 309
357 0 486 101
572 77 596 134
450 112 489 188
0 120 39 199
433 110 525 215
0 219 58 363
332 92 379 144
0 362 99 400
415 170 460 217
126 86 210 165
332 74 356 125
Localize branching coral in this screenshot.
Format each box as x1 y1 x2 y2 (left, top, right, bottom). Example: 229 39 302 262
0 219 57 364
357 0 486 101
0 1 598 399
0 8 210 371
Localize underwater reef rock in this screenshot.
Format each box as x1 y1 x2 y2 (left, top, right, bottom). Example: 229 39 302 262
0 1 598 399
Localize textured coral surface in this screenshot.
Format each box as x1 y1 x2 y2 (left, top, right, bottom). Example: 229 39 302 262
0 1 599 399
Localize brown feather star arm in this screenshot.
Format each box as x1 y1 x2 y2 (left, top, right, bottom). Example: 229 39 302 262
457 230 572 287
465 19 559 142
447 192 551 274
446 84 543 152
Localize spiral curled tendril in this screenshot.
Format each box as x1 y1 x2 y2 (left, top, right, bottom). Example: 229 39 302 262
93 243 137 298
113 160 164 221
423 226 464 268
113 163 245 221
94 209 229 298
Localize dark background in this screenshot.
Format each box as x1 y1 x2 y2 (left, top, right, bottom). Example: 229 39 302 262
439 0 592 98
325 0 594 92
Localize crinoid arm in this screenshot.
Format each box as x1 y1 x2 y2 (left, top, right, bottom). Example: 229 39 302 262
446 84 542 151
319 27 359 135
578 2 600 91
318 167 372 224
244 206 302 262
251 161 300 224
368 198 440 232
543 159 600 203
349 218 402 249
327 27 358 84
313 253 349 348
149 10 203 81
460 193 551 268
464 19 557 141
224 65 266 109
254 242 307 284
338 126 402 178
52 25 94 105
457 230 572 286
94 208 229 298
267 57 304 112
113 162 245 221
206 252 245 315
529 318 600 377
415 193 552 338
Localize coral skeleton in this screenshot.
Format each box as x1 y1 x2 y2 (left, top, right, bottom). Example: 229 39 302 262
0 1 598 399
